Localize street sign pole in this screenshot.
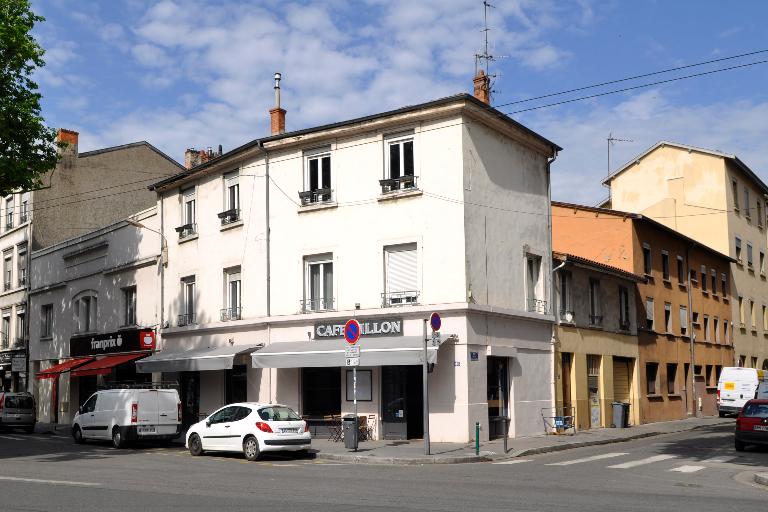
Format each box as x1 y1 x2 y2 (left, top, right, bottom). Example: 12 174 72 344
423 318 430 455
343 319 361 452
353 365 358 452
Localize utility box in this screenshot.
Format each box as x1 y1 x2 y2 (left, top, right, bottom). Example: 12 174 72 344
611 402 630 428
343 415 358 450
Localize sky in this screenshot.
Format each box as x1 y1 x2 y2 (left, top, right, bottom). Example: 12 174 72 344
31 0 768 205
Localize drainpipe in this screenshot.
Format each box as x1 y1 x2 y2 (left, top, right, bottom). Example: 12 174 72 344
547 150 559 414
257 140 272 403
159 195 165 350
686 242 698 417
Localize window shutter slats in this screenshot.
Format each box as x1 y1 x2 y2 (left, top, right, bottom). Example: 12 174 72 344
386 245 417 293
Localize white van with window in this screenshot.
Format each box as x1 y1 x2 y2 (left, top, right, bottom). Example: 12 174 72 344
717 367 767 416
72 387 181 448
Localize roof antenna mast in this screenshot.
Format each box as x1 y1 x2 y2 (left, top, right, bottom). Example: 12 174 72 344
475 1 506 104
607 132 634 177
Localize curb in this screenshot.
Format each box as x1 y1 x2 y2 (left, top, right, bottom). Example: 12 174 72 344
755 473 768 487
313 451 491 465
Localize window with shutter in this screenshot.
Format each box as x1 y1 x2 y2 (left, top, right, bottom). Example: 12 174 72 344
384 244 418 306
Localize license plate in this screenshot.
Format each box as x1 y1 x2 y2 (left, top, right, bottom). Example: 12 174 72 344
280 428 298 434
137 426 156 434
754 425 768 431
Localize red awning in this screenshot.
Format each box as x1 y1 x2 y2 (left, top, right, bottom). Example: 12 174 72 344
70 353 149 377
36 357 94 380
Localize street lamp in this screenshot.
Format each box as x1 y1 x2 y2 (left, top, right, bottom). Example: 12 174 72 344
126 218 168 332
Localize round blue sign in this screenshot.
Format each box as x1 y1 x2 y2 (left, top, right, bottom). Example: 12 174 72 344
344 319 361 345
430 312 441 332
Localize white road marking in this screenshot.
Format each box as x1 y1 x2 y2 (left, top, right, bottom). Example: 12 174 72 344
669 465 705 473
0 436 26 441
493 459 532 465
607 454 678 469
546 453 628 466
702 456 736 464
0 476 100 487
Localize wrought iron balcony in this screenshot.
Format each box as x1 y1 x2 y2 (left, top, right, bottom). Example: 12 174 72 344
527 299 548 314
175 223 197 239
217 208 241 225
177 313 196 327
13 337 27 349
5 214 13 229
559 309 575 323
18 274 26 287
19 213 28 224
381 291 419 307
3 281 11 291
589 314 604 327
300 298 335 313
379 175 418 194
220 307 242 321
298 188 332 206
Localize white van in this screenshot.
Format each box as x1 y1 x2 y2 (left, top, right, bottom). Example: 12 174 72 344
717 367 767 416
72 387 181 448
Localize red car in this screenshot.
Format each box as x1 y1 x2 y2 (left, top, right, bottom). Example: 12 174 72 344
735 399 768 451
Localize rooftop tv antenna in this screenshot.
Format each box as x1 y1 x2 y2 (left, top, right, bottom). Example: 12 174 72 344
607 133 633 177
475 1 506 102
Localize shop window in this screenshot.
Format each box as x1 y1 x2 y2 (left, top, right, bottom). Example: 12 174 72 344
646 363 659 395
122 286 137 326
383 244 418 307
301 367 341 417
667 363 678 395
346 370 373 401
304 254 333 312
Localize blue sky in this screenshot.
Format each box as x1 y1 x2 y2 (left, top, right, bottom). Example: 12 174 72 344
32 0 768 204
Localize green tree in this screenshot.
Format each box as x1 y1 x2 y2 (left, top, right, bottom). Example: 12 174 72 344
0 0 60 197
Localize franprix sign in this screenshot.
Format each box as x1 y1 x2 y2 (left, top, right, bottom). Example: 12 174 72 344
70 329 156 357
314 317 403 339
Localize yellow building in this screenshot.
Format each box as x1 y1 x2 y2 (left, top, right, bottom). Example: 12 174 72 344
605 141 768 371
553 253 643 429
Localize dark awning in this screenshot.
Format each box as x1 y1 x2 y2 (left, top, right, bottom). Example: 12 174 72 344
251 335 450 368
71 353 149 377
136 344 262 373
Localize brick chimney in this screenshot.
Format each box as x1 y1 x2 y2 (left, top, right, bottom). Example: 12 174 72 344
270 72 286 135
473 69 490 105
56 128 79 154
184 146 222 169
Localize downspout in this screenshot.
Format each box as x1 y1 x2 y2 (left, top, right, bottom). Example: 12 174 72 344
257 140 272 403
547 150 559 414
159 194 165 350
686 242 698 417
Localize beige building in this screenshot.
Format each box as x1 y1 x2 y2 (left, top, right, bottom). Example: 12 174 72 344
553 253 642 430
605 141 767 371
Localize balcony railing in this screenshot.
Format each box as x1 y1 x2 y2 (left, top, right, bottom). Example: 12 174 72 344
382 291 419 307
5 214 13 229
589 314 604 327
218 209 241 225
13 337 27 348
175 223 197 239
177 313 196 327
220 307 242 321
301 298 335 313
19 213 28 224
3 281 11 291
559 309 575 323
379 175 418 194
18 274 26 287
527 299 548 314
0 333 7 349
298 188 332 206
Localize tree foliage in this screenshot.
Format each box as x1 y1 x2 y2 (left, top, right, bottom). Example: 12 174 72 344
0 0 60 197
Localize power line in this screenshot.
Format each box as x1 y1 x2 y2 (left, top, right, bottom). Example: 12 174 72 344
504 59 768 115
493 48 768 108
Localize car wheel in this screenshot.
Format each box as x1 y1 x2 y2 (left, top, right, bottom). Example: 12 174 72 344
188 434 203 456
718 411 727 418
735 438 745 452
72 426 85 444
243 436 260 461
112 427 125 449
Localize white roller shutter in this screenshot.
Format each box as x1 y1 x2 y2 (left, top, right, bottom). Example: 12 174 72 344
386 244 417 294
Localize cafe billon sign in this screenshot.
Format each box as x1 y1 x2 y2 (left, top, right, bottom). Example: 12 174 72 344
314 317 403 339
70 329 156 357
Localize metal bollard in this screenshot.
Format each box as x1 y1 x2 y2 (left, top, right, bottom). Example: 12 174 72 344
475 422 480 455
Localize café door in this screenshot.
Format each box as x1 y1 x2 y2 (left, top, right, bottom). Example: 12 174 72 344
381 366 423 440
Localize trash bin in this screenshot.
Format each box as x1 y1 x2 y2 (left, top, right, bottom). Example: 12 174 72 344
343 415 358 450
611 402 630 428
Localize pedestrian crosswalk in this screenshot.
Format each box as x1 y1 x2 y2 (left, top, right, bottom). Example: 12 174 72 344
493 450 743 476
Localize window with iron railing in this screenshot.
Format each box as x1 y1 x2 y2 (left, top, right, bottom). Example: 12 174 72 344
380 175 418 194
220 307 242 321
300 151 332 205
303 257 333 313
528 299 548 314
382 291 419 307
218 208 241 225
178 313 196 327
175 222 197 239
179 276 196 326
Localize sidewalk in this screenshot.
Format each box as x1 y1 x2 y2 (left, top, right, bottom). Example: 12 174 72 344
312 416 732 465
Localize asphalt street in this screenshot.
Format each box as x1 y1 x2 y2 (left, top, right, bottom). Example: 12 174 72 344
0 422 765 511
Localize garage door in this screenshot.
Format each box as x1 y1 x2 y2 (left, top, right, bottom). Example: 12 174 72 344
613 358 632 403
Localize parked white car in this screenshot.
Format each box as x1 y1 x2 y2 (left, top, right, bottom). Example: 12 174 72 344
185 403 311 461
72 388 181 448
717 367 767 416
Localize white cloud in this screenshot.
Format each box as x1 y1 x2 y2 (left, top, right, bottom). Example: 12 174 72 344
515 45 568 70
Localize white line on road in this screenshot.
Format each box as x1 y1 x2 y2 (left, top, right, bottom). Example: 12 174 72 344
493 459 532 465
669 465 705 473
702 456 736 464
607 454 678 469
0 436 26 441
546 453 629 466
0 476 100 487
